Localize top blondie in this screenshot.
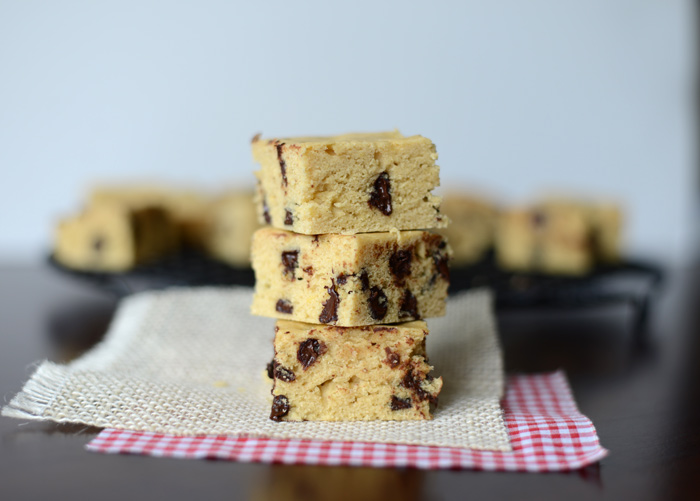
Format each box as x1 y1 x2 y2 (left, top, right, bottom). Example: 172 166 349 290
252 131 447 235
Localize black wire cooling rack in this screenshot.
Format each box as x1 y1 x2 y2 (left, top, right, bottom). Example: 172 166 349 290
48 251 663 338
450 254 663 338
48 251 255 297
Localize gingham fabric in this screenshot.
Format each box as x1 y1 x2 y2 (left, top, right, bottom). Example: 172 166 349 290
86 371 607 471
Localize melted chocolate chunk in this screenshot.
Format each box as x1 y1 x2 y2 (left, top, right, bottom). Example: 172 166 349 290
270 395 290 421
262 198 272 224
274 365 296 382
297 338 327 369
336 273 349 285
389 248 412 285
384 347 401 368
399 289 419 319
276 142 287 187
359 270 370 291
368 172 392 215
401 369 438 405
92 236 105 253
276 299 293 314
319 279 340 324
284 209 294 226
390 395 413 411
433 253 450 282
428 273 438 287
368 286 388 320
266 359 275 379
281 250 299 278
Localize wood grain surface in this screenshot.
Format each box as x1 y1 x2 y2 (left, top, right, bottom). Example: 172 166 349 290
1 261 698 501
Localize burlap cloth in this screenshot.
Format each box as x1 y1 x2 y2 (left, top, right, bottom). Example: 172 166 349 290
3 287 510 451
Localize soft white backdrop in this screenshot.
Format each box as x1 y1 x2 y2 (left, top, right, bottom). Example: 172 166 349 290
0 0 695 261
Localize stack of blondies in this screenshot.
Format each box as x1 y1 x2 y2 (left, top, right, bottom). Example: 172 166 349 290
249 131 452 421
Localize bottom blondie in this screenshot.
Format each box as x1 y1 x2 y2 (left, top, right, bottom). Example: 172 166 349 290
268 319 442 421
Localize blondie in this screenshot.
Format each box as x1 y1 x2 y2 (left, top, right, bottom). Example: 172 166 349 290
495 199 622 275
89 185 209 247
252 131 447 235
203 190 261 267
251 228 451 326
268 319 442 421
54 203 179 272
437 192 498 266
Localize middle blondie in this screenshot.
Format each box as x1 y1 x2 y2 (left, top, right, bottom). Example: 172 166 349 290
251 227 451 326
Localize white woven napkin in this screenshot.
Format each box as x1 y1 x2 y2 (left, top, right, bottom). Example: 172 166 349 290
3 287 510 451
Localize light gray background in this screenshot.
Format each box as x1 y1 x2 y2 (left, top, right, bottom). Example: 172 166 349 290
0 0 695 261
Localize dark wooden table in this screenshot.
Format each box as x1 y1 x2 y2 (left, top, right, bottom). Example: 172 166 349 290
1 260 699 501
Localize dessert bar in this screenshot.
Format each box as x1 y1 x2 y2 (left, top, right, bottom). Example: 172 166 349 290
268 319 442 421
251 227 451 326
252 131 447 234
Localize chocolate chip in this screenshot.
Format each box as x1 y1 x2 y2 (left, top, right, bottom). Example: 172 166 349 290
266 360 275 379
262 198 272 224
276 142 287 187
297 338 327 369
384 347 401 368
281 250 299 278
359 270 370 291
433 252 450 282
274 365 296 382
276 299 293 314
336 273 349 285
402 369 417 391
390 395 413 411
368 286 388 320
401 369 438 405
319 279 340 324
389 248 412 285
284 209 294 226
270 395 290 421
368 172 392 215
92 236 104 253
399 289 419 319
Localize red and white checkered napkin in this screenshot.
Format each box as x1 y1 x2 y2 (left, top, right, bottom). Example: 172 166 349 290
86 371 607 472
